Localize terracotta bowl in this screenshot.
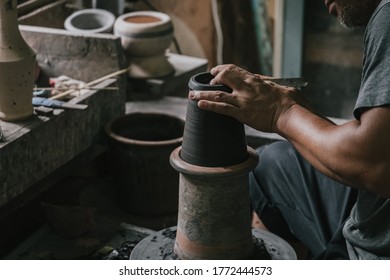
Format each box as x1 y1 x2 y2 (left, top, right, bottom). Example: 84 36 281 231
114 11 174 78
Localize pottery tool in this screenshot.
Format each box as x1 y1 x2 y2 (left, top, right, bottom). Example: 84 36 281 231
50 67 130 100
33 97 88 110
34 87 119 91
34 106 54 117
33 89 50 98
263 77 308 89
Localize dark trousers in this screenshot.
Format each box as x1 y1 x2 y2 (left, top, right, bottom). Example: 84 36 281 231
249 141 358 259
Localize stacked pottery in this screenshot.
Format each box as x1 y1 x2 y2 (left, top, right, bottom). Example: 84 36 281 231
170 72 257 260
0 0 35 121
113 11 174 78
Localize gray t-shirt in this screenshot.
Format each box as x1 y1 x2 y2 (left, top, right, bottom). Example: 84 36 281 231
343 0 390 260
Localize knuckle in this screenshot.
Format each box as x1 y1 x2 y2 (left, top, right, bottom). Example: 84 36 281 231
245 75 256 84
215 91 224 101
231 93 239 102
225 64 235 70
220 103 232 111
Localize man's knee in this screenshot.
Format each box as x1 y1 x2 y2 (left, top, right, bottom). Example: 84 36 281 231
254 141 296 178
249 141 296 212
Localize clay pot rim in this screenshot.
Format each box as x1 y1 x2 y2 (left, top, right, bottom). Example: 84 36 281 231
64 8 116 34
170 146 259 177
188 72 232 93
105 113 184 147
117 11 171 26
114 11 173 37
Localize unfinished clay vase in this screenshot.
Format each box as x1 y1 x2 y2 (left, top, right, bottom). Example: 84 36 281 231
113 11 174 78
181 72 248 167
0 0 35 121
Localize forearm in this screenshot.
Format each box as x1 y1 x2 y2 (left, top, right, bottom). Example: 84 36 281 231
276 103 390 197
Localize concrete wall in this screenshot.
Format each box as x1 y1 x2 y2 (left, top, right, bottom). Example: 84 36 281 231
302 1 364 119
131 0 260 72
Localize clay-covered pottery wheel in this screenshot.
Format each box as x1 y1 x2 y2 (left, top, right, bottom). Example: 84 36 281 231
181 72 248 167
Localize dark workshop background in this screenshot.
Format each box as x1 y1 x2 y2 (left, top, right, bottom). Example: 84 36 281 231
0 0 364 258
17 0 364 118
131 0 363 119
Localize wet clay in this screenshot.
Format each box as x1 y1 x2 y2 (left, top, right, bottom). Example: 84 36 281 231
181 72 248 167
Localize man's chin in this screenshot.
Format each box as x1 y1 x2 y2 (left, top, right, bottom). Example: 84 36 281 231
338 17 366 29
339 20 354 29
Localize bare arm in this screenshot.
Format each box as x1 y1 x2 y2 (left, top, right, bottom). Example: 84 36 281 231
190 64 390 197
277 104 390 198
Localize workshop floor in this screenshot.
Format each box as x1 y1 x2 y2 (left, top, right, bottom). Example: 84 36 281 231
4 173 307 260
1 128 304 260
3 173 177 260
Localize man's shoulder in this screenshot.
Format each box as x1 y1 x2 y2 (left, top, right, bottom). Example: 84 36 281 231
371 0 390 23
367 1 390 38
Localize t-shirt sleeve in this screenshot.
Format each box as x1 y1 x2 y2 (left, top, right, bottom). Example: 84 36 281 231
353 3 390 120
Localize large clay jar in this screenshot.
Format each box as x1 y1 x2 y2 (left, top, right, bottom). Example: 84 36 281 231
105 112 184 216
0 0 35 121
113 11 174 78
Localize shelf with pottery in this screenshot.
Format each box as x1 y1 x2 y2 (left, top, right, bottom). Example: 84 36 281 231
0 23 127 212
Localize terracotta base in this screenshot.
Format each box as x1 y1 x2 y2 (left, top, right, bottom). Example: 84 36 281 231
169 146 259 260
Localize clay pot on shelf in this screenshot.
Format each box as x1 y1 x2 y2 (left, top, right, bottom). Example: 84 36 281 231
0 0 35 121
64 8 116 34
113 11 174 78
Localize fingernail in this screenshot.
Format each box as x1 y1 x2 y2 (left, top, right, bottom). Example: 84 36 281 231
189 91 195 99
198 100 207 109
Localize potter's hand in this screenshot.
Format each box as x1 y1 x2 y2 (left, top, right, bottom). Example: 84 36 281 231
189 64 299 133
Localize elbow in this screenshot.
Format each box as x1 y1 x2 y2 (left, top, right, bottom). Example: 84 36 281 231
358 163 390 198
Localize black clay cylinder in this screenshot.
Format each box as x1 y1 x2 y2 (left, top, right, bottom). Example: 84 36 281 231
181 72 248 167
